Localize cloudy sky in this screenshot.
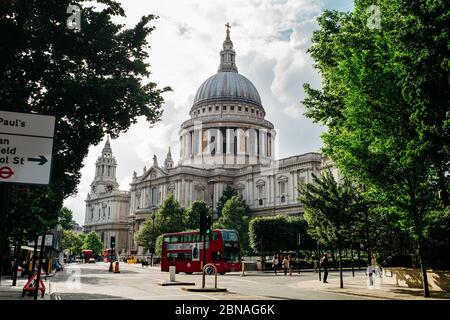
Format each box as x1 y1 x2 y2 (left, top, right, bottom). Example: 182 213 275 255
65 0 354 225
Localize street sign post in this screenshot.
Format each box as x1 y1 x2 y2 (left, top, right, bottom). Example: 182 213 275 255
28 234 54 247
0 111 55 185
0 110 55 287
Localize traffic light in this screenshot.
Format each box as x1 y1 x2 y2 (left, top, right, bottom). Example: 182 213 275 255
204 213 212 238
111 236 116 248
199 212 212 237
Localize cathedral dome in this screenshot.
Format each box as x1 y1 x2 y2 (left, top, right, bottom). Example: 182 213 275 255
193 72 262 107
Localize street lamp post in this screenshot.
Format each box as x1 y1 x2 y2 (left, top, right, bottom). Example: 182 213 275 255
151 205 157 267
317 240 321 282
208 179 217 225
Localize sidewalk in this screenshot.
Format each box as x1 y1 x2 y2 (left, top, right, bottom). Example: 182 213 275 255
296 274 450 300
0 276 51 300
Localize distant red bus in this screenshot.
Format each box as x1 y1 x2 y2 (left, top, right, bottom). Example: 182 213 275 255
81 249 93 263
161 229 241 274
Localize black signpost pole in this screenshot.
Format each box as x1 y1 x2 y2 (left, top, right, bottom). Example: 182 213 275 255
29 236 38 280
34 233 46 300
0 183 9 286
202 234 206 288
12 235 22 286
34 232 45 301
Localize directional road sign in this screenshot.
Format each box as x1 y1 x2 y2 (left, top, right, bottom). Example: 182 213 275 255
0 111 55 185
28 234 54 247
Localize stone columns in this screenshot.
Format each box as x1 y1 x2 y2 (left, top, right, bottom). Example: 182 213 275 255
189 180 193 204
293 171 298 203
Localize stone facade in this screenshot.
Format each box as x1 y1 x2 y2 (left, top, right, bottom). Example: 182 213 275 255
85 26 334 256
84 138 130 254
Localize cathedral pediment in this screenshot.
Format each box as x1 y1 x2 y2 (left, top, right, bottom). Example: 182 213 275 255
141 166 167 181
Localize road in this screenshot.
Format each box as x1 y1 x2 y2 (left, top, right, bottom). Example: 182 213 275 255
48 262 373 300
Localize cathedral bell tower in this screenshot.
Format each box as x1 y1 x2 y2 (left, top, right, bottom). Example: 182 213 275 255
164 147 173 169
90 136 119 194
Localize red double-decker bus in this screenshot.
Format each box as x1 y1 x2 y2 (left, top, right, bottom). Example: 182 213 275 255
161 229 241 274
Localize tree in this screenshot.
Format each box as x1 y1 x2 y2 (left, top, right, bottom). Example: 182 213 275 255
185 200 209 230
218 196 250 253
302 1 449 297
135 218 158 254
59 207 73 230
82 231 103 256
249 215 296 256
154 194 185 234
61 230 84 256
298 171 362 288
0 0 170 243
216 186 249 217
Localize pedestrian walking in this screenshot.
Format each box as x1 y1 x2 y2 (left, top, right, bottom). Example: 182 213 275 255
288 255 293 276
282 256 289 275
320 253 329 283
272 254 278 275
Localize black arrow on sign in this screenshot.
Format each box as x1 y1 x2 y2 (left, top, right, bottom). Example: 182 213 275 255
27 155 48 165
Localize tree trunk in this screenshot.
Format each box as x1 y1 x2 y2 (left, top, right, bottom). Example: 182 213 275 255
357 248 361 270
417 241 430 297
331 249 336 269
30 237 38 280
338 244 343 288
317 241 321 282
12 236 23 286
351 244 354 277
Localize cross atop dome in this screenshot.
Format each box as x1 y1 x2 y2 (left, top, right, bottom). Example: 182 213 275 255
218 22 238 73
225 22 231 38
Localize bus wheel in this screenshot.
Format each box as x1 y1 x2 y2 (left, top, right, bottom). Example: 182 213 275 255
220 272 225 275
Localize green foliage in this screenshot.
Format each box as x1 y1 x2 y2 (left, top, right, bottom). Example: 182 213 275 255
61 230 84 255
134 217 158 254
155 234 163 256
303 1 450 293
59 207 74 230
82 231 104 256
185 200 209 230
0 0 170 241
219 196 250 253
216 186 249 217
248 215 309 254
298 171 363 247
154 193 185 234
303 0 449 243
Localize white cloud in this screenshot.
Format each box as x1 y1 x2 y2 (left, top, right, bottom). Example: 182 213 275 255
65 0 352 225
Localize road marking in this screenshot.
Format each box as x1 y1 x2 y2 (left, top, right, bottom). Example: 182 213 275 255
195 293 220 300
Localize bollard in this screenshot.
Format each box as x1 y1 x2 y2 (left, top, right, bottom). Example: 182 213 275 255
169 266 176 282
240 261 245 277
113 261 120 273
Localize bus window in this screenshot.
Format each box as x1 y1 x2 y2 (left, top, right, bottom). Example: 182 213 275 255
171 236 180 243
164 236 171 243
185 234 192 242
177 252 192 261
167 253 178 261
224 250 240 263
222 230 238 242
211 232 219 241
